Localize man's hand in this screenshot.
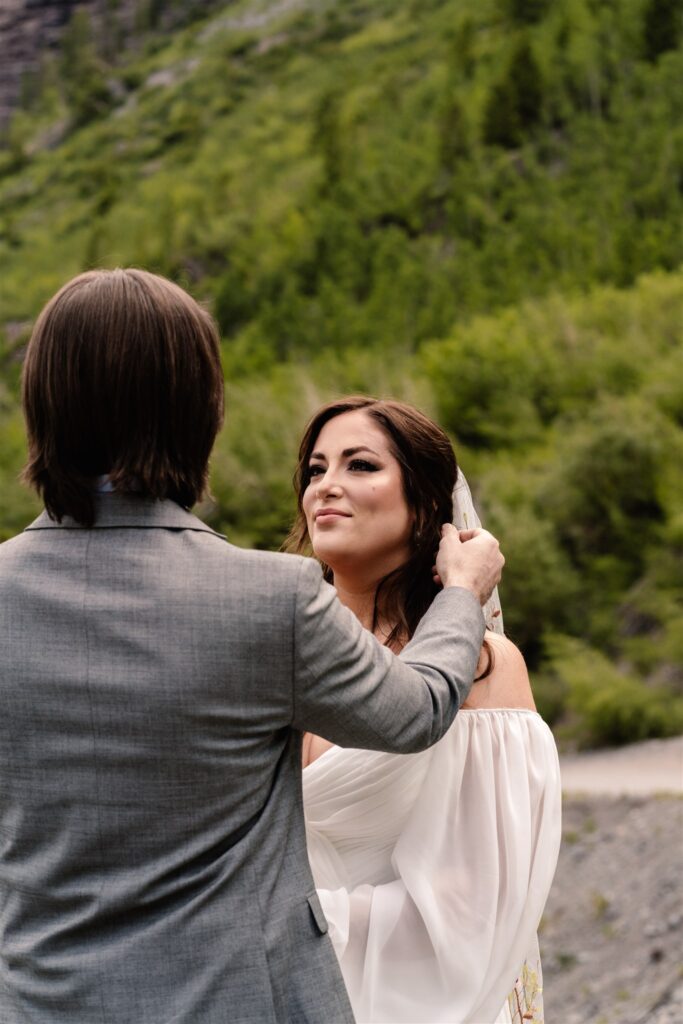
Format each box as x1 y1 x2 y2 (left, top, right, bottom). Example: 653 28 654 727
434 524 504 606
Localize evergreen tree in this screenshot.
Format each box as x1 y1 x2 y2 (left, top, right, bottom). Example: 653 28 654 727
214 266 254 337
59 12 113 126
18 68 43 112
483 77 521 148
511 39 543 129
136 0 167 32
643 0 682 61
101 0 126 63
483 38 543 147
439 94 469 172
501 0 549 25
447 17 477 79
311 91 345 191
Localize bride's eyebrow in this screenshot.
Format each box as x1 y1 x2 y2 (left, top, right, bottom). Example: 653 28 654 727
309 445 381 462
342 446 380 458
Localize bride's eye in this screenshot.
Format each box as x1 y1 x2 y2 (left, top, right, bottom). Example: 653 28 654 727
308 465 325 478
349 459 378 472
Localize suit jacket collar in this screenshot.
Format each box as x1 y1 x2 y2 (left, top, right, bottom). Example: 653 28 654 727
24 493 226 537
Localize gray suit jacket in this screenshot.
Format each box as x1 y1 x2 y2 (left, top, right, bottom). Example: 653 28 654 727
0 495 485 1023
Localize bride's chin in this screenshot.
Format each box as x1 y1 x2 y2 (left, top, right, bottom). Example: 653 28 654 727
312 544 356 575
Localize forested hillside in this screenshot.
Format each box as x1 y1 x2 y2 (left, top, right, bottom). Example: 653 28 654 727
1 0 682 746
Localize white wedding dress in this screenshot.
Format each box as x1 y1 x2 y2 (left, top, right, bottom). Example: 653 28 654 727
303 708 561 1024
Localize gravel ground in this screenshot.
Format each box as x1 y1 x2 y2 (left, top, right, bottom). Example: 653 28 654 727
541 793 683 1024
647 983 683 1024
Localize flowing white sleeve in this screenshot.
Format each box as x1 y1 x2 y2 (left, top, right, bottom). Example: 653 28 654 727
305 711 561 1024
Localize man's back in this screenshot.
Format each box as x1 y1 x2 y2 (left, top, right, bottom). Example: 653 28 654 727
0 496 355 1023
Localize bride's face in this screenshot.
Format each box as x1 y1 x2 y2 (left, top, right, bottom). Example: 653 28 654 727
302 410 414 581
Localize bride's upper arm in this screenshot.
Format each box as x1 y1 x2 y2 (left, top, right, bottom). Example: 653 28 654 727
462 632 536 711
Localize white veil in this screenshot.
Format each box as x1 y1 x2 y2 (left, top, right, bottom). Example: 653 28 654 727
452 471 504 634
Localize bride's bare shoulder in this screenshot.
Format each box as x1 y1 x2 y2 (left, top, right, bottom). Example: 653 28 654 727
302 732 335 769
462 632 536 711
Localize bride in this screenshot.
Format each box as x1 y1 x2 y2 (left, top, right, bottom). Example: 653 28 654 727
286 396 561 1024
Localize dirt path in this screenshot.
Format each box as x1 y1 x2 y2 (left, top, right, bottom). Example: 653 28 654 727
560 736 683 795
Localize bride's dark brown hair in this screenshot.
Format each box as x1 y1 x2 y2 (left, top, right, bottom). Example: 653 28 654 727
286 395 492 672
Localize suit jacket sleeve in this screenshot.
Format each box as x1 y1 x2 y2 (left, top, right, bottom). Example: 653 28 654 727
291 557 485 752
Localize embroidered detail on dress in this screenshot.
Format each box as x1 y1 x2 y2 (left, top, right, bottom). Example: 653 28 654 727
507 959 544 1024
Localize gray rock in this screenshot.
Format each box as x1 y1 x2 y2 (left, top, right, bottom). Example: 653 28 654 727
0 0 224 128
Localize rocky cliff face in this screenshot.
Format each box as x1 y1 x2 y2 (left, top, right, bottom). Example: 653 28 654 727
0 0 222 129
1 0 96 127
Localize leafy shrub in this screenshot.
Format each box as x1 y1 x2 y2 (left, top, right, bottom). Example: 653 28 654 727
484 502 583 666
421 308 547 449
528 669 567 727
539 400 670 578
545 636 683 747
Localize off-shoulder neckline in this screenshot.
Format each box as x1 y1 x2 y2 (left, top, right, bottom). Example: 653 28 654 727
459 708 540 716
303 708 548 772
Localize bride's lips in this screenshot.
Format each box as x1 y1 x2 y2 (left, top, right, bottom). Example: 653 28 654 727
315 508 351 521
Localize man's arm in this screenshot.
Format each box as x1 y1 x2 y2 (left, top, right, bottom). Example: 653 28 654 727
291 561 486 753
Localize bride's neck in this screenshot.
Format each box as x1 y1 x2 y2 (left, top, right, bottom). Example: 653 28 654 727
332 570 403 649
332 572 376 631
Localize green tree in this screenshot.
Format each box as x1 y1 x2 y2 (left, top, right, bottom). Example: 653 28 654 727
311 90 346 192
136 0 167 32
643 0 682 61
482 77 521 148
214 266 255 338
18 67 43 112
546 637 683 747
59 11 113 126
501 0 549 25
511 38 544 129
483 39 544 147
446 17 477 79
540 401 668 585
101 0 126 63
438 93 469 172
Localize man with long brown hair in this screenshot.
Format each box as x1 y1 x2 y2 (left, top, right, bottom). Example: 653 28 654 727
0 268 503 1023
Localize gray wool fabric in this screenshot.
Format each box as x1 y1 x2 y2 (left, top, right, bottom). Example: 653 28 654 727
0 494 485 1023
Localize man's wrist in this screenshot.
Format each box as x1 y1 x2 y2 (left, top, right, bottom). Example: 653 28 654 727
442 573 478 598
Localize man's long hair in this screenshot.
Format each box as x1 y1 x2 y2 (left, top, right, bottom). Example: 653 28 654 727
22 268 224 526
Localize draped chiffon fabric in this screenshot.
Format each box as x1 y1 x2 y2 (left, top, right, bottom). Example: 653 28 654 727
303 709 561 1024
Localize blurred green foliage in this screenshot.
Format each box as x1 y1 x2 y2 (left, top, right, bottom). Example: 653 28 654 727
423 275 683 738
543 636 683 747
0 0 681 747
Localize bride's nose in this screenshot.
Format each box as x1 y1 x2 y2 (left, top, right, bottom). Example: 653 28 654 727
316 469 343 498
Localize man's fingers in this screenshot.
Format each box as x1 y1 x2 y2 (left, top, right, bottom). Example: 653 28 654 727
457 528 481 542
